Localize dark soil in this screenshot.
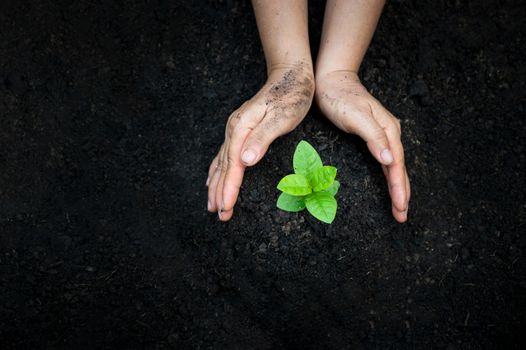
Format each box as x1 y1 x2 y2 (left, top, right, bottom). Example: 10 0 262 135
1 0 525 349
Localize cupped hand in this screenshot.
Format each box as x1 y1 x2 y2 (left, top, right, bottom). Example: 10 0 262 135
315 71 410 222
207 64 315 221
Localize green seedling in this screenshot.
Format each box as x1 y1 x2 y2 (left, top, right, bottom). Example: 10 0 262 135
276 140 340 224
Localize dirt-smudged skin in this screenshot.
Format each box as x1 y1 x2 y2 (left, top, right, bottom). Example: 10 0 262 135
266 69 298 104
264 63 315 124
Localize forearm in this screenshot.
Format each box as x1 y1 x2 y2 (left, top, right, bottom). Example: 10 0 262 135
315 0 385 78
252 0 313 76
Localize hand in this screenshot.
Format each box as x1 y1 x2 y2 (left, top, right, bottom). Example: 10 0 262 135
207 64 315 221
315 71 410 222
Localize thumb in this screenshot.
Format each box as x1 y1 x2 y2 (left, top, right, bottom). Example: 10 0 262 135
352 115 393 166
240 117 286 166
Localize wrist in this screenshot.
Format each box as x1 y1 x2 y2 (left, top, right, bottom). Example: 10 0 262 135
267 60 314 81
315 69 360 83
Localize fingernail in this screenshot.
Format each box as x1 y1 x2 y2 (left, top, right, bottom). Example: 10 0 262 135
207 200 212 211
241 149 257 164
206 177 210 186
218 209 222 220
381 149 394 164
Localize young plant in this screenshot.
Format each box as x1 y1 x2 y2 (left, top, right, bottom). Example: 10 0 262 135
276 140 340 224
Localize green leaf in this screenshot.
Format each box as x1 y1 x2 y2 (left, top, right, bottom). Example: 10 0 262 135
308 166 337 192
293 141 323 177
276 193 306 212
323 180 340 196
276 174 312 196
305 192 337 224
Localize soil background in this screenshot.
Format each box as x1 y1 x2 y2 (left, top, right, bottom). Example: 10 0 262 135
1 0 525 349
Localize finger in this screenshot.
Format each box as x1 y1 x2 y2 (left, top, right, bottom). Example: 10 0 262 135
344 110 394 166
382 164 388 178
392 203 407 223
384 123 408 220
394 167 411 222
374 108 407 206
404 167 411 219
387 159 406 212
222 108 265 212
215 139 230 220
207 155 219 187
405 169 411 205
387 166 410 223
382 164 406 222
241 114 292 167
219 207 233 221
385 109 402 134
207 144 225 212
222 154 246 213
